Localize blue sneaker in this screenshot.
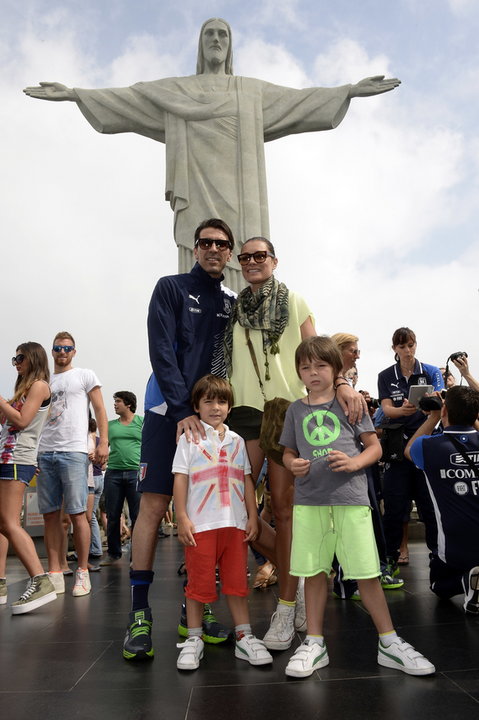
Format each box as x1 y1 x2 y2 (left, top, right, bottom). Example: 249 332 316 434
123 608 154 660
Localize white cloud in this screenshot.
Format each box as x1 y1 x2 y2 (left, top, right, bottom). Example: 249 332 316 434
446 0 479 14
107 34 189 86
2 5 479 404
313 39 393 87
237 39 310 86
251 0 304 30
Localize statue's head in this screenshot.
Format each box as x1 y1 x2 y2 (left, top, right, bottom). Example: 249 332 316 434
196 18 233 75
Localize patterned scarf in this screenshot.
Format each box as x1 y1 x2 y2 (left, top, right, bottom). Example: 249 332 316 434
224 276 289 380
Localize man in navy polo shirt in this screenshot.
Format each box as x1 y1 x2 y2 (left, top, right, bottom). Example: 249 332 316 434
405 386 479 614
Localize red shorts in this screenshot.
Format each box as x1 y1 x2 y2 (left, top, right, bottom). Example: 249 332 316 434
185 527 249 603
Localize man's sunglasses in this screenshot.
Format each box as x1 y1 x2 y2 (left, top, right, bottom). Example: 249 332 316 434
237 251 275 266
12 354 25 366
195 238 232 251
52 345 75 353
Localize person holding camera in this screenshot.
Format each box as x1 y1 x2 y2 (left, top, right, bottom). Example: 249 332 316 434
405 386 479 614
377 327 444 573
450 353 479 392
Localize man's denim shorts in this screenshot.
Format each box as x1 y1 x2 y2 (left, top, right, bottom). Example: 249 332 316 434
37 452 89 515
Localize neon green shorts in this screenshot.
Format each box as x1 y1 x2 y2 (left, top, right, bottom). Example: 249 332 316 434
290 505 380 580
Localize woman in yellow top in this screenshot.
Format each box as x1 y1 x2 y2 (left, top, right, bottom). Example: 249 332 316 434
224 237 362 651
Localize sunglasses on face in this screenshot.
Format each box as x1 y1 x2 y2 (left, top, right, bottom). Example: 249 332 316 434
237 251 275 266
12 354 25 366
195 238 231 251
52 345 75 353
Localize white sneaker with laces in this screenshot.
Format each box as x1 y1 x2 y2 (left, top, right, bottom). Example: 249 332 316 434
48 571 65 594
462 566 479 614
285 639 329 677
263 604 295 650
235 634 273 665
294 579 307 632
72 568 91 597
377 637 435 675
176 636 204 670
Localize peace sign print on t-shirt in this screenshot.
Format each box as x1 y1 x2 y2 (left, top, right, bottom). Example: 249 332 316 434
302 410 341 447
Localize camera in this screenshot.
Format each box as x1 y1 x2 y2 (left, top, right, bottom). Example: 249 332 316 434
418 390 446 412
358 391 380 411
449 351 468 362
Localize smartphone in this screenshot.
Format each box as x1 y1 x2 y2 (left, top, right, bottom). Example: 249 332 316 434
408 385 433 408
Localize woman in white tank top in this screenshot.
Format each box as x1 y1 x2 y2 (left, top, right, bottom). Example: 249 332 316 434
0 342 57 614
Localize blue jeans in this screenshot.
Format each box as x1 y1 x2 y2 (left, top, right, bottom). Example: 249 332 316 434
37 452 88 515
89 473 104 557
104 469 140 559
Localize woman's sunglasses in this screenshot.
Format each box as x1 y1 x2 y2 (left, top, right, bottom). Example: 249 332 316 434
237 251 275 266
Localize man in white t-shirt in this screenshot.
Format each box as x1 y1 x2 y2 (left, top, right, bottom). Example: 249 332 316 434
37 331 109 597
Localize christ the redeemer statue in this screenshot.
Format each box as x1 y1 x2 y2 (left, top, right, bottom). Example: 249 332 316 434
24 18 400 287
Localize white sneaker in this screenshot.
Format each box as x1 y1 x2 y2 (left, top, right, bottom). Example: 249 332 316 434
378 637 435 676
176 636 204 670
462 566 479 614
0 578 7 605
285 639 329 677
235 634 273 665
263 604 295 650
48 571 65 594
294 579 307 631
72 568 91 597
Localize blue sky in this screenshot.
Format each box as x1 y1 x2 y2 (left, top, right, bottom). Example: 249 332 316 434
1 0 478 403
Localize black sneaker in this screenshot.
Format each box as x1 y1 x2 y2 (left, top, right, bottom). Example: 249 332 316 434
123 608 154 660
202 604 232 644
177 602 231 644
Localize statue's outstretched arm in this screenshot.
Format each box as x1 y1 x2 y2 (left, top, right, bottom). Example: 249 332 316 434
23 81 76 101
349 75 401 98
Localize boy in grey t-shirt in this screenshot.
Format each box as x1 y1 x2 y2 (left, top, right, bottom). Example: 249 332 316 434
279 336 435 679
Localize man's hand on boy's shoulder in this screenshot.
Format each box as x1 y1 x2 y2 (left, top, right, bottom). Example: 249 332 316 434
176 414 207 443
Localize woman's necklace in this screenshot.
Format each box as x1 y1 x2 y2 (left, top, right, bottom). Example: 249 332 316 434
401 364 414 378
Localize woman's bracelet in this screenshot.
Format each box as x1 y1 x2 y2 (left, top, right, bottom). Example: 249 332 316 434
334 382 350 390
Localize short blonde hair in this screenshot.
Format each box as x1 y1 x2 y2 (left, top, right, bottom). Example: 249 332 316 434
331 333 359 352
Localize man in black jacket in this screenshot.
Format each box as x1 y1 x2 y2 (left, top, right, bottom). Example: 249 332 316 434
123 218 236 660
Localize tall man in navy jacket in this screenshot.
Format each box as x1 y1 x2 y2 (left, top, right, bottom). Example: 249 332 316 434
405 386 479 614
123 218 236 661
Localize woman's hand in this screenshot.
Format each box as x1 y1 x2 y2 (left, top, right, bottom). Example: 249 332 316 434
336 384 367 423
401 399 419 415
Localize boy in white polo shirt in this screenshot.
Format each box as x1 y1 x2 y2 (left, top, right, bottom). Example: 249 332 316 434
173 374 272 671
